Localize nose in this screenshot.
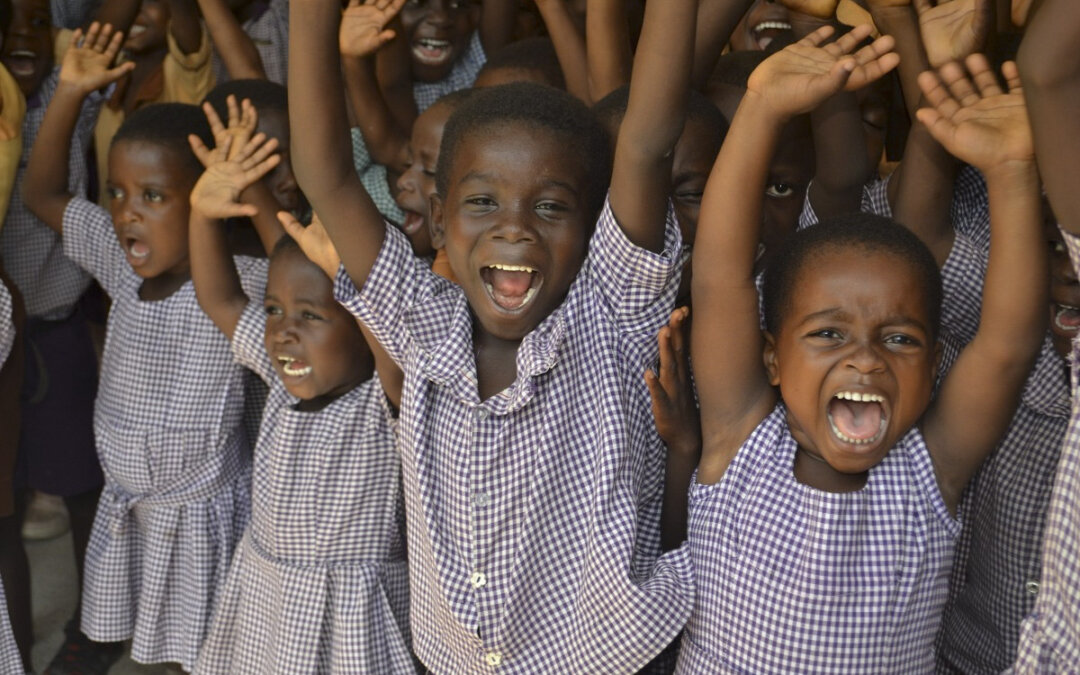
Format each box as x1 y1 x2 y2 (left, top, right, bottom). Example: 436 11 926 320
490 207 538 244
845 341 886 375
272 316 300 344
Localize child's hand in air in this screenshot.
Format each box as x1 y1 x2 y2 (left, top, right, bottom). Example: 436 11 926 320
278 211 342 280
646 307 701 457
747 24 900 120
340 0 408 59
914 0 992 69
189 99 281 220
58 22 135 95
916 56 1034 173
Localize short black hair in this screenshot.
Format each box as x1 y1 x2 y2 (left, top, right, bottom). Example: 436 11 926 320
204 78 288 122
429 87 476 115
111 103 212 183
477 37 566 90
592 85 729 153
270 232 300 260
436 82 612 218
762 213 943 338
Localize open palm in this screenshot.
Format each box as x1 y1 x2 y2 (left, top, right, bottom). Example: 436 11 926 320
915 0 991 68
59 23 134 94
340 0 408 58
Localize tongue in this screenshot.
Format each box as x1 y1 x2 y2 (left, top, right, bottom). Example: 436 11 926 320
489 269 532 298
1057 305 1080 328
830 399 883 441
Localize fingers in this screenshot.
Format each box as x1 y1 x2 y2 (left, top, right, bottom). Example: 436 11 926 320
1000 61 1022 93
243 155 282 186
188 134 214 167
238 135 280 171
202 101 227 139
911 0 933 15
277 210 306 240
830 23 874 56
798 24 837 49
226 94 241 129
917 69 962 120
965 54 1003 97
103 27 126 61
915 105 958 150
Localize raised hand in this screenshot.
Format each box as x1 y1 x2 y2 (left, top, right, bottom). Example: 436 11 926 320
746 24 900 119
58 22 135 94
645 307 701 456
195 96 260 169
189 105 281 220
340 0 408 59
916 56 1034 172
914 0 992 68
277 211 342 280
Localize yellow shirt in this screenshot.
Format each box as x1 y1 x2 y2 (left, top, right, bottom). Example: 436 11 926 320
0 62 27 232
94 25 215 205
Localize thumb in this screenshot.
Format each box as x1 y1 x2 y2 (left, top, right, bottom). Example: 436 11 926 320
277 210 305 240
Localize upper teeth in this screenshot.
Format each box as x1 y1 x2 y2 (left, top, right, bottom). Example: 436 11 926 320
277 356 311 377
129 25 146 36
10 50 35 58
418 38 449 48
755 21 792 31
488 264 535 273
835 391 884 403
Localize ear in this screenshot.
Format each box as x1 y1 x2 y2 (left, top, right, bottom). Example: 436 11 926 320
428 193 446 250
763 331 781 387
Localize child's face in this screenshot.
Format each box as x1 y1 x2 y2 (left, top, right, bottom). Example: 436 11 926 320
1046 211 1080 359
729 0 793 53
400 0 476 83
2 0 53 97
395 103 450 258
125 0 170 55
256 109 302 214
263 249 371 400
764 247 938 475
431 123 591 341
760 119 814 266
107 140 193 279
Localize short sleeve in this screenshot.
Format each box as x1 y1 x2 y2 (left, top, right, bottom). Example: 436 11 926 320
235 255 270 304
797 175 893 232
62 196 129 295
586 194 684 334
0 281 13 367
163 24 215 104
232 298 275 383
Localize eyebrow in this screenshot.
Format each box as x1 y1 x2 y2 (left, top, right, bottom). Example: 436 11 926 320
458 170 580 196
797 308 930 333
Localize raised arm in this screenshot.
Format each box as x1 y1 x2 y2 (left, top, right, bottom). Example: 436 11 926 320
585 0 633 103
693 25 899 484
865 0 926 119
168 0 204 55
534 0 589 102
1017 0 1080 235
341 0 411 172
691 0 756 89
22 24 133 232
188 110 282 338
478 0 517 56
918 56 1045 512
92 0 141 35
290 0 392 289
609 0 698 253
197 0 269 79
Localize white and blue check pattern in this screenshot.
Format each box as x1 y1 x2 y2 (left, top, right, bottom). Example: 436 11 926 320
334 196 693 673
0 281 12 367
677 405 960 673
413 31 485 114
62 197 267 671
1011 227 1080 673
195 301 415 674
213 0 289 85
0 576 19 674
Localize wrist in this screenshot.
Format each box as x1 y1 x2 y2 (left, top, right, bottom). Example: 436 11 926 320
983 159 1039 190
738 90 794 127
53 80 94 101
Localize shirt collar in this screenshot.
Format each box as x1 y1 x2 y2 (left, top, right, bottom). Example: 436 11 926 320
1023 337 1071 418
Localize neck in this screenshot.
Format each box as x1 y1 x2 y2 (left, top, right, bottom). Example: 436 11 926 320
473 324 521 401
138 268 190 301
793 446 868 493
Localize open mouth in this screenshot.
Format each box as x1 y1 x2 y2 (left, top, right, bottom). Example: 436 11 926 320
827 391 887 446
480 263 543 312
401 210 425 235
277 355 312 378
1052 303 1080 334
412 38 453 66
4 50 38 77
124 237 150 265
753 20 792 50
128 24 147 38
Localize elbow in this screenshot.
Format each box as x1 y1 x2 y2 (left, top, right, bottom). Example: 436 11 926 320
1018 38 1078 90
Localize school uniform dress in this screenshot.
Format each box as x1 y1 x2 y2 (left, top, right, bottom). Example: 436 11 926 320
333 197 693 674
213 0 289 85
677 405 960 673
0 282 22 675
195 302 413 674
61 197 267 671
413 31 486 113
1012 228 1080 672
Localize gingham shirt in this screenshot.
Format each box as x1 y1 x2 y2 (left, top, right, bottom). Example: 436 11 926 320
212 0 289 85
0 578 21 675
0 281 12 367
62 197 267 671
334 197 693 673
195 301 414 674
351 127 406 226
677 405 960 673
1011 227 1080 673
412 31 484 114
1 68 101 318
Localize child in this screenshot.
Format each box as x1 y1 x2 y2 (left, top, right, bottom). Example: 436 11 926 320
184 105 413 674
22 24 267 670
677 26 1044 672
289 0 698 670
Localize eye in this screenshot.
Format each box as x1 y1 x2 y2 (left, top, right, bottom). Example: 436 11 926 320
106 186 124 201
675 191 703 205
807 328 842 340
884 333 921 348
465 196 496 209
264 304 282 316
422 167 436 177
144 189 164 203
766 183 795 198
301 310 324 321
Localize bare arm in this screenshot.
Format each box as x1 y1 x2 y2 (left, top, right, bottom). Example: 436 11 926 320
168 0 204 55
609 0 698 253
23 24 133 232
534 0 590 102
585 0 632 103
865 1 926 120
92 0 141 34
691 0 755 89
290 0 397 290
478 0 517 56
918 57 1046 512
196 0 269 79
375 14 420 138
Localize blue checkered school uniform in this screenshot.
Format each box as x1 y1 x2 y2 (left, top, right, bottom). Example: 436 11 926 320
677 405 960 673
194 301 413 674
0 282 12 368
0 578 20 675
412 31 485 114
1012 227 1080 672
61 197 267 671
333 196 693 673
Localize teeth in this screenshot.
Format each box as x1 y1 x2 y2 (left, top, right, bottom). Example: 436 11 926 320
522 287 536 305
827 414 886 445
277 356 312 377
128 25 147 36
418 38 450 48
10 50 35 58
1054 305 1080 332
488 264 535 273
755 21 792 32
834 391 884 403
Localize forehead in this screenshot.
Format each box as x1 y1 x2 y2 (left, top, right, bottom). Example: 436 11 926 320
12 0 49 15
413 104 452 148
447 122 587 192
257 108 289 142
267 249 334 300
673 117 720 175
108 140 192 184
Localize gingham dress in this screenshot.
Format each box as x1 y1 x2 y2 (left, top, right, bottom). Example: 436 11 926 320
62 197 267 671
0 577 20 675
212 0 289 86
334 197 693 673
1012 227 1080 672
194 301 413 674
677 405 960 673
412 31 485 114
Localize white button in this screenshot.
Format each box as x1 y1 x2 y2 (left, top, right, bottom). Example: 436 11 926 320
475 408 489 420
473 492 491 506
471 571 487 588
1026 581 1040 595
485 651 502 667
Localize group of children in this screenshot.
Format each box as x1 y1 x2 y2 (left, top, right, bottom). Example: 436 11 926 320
0 0 1078 672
